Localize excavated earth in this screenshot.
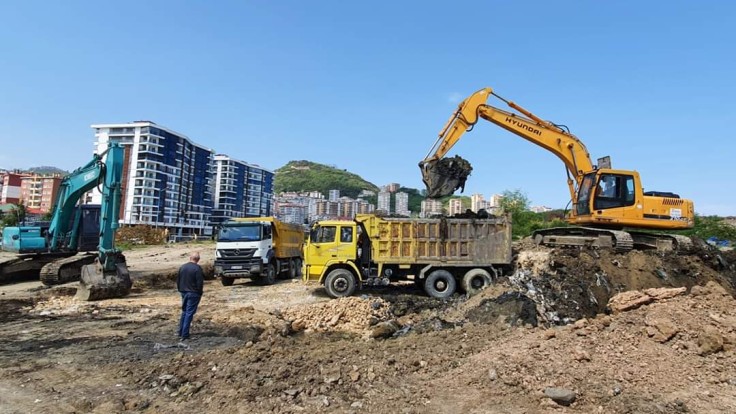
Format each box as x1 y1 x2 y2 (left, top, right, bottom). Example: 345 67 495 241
1 240 735 413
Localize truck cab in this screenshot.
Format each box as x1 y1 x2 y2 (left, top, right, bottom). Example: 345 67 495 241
214 217 304 286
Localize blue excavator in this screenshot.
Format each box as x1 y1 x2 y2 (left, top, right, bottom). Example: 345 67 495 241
0 142 131 300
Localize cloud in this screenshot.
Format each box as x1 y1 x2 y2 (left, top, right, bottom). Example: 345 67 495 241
447 92 464 104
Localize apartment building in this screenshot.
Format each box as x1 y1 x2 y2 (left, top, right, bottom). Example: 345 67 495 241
90 122 216 237
420 198 443 218
395 192 410 217
211 154 273 226
377 191 391 213
448 198 463 216
20 175 62 213
1 172 25 204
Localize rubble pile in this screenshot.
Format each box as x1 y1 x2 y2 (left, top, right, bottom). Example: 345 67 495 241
422 283 736 412
507 241 735 324
282 296 392 334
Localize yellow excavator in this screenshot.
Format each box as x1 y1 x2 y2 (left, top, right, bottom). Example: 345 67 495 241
419 87 695 252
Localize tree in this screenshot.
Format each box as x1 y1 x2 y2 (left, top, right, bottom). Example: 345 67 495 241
2 202 27 227
497 189 552 239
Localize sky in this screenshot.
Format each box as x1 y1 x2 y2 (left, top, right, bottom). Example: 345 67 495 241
1 1 735 215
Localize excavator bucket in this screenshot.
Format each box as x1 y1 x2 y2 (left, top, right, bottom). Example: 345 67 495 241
420 156 473 198
75 258 132 301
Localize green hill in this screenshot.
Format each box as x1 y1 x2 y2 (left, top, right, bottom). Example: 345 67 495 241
27 166 68 176
274 160 380 199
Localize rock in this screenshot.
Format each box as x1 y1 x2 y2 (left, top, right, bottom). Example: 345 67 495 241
645 315 679 343
573 318 588 329
349 371 361 382
573 348 591 362
542 329 557 340
291 319 307 331
644 287 687 301
371 320 400 339
351 401 364 408
323 370 341 384
704 281 730 297
284 388 300 397
544 387 577 406
698 326 724 356
488 368 498 381
608 291 653 313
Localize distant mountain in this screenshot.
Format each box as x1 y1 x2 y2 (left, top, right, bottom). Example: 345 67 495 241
274 160 380 199
27 166 68 176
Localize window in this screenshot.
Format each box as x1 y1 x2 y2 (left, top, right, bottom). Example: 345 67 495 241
311 225 336 243
594 174 635 210
340 226 353 243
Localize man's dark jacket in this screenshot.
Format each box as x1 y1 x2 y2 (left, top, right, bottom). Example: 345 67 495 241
177 262 204 295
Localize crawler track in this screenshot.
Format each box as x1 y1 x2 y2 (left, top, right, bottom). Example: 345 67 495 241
40 253 97 286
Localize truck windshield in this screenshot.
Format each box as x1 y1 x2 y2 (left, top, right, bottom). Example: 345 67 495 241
218 224 262 242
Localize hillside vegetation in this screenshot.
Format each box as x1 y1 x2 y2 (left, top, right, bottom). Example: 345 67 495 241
274 160 380 199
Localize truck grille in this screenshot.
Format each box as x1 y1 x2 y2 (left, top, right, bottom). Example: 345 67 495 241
219 248 257 259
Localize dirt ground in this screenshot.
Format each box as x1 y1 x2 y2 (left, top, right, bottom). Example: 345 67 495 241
1 240 735 413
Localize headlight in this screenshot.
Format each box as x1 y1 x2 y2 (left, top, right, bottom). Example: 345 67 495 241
215 250 221 258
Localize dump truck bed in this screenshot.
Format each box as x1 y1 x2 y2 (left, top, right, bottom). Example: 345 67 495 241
357 214 512 266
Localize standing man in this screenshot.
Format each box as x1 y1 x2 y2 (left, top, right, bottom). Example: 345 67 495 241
177 251 204 341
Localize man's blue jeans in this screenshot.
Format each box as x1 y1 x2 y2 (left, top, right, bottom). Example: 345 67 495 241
178 291 202 339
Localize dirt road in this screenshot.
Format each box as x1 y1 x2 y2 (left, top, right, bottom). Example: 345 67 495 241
1 241 735 413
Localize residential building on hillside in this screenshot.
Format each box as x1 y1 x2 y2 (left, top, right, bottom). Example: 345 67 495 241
395 192 410 217
277 202 307 226
489 194 504 208
420 198 443 218
385 183 400 193
448 198 463 216
377 191 391 213
90 121 216 237
273 191 374 223
329 189 340 202
20 175 62 214
1 172 26 204
211 154 273 226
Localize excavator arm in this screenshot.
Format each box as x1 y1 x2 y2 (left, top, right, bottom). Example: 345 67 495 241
47 153 106 251
420 87 596 200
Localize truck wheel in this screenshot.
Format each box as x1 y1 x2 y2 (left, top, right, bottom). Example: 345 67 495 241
324 269 357 298
220 277 234 287
260 263 276 285
424 269 457 299
282 259 297 279
461 268 493 296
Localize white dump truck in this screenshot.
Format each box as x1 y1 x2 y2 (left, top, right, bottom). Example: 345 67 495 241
214 217 304 286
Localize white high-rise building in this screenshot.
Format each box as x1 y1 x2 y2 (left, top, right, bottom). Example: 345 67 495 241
471 194 485 212
395 192 410 216
448 198 463 215
377 191 391 213
329 189 340 202
489 194 504 208
420 198 443 218
90 121 273 237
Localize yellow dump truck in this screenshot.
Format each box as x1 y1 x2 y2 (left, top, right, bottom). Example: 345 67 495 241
214 217 304 286
303 213 512 298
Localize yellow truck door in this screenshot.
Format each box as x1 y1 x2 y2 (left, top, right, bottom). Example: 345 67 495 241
304 223 357 282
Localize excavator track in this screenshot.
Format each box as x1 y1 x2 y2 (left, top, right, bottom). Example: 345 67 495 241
627 232 695 254
39 253 98 286
533 227 634 253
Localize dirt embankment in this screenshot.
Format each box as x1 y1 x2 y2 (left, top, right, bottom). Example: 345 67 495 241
0 241 735 413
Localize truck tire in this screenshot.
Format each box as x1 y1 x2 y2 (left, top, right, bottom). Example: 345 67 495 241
260 263 276 285
281 259 297 279
461 268 493 296
324 269 357 298
424 269 457 299
220 277 234 287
